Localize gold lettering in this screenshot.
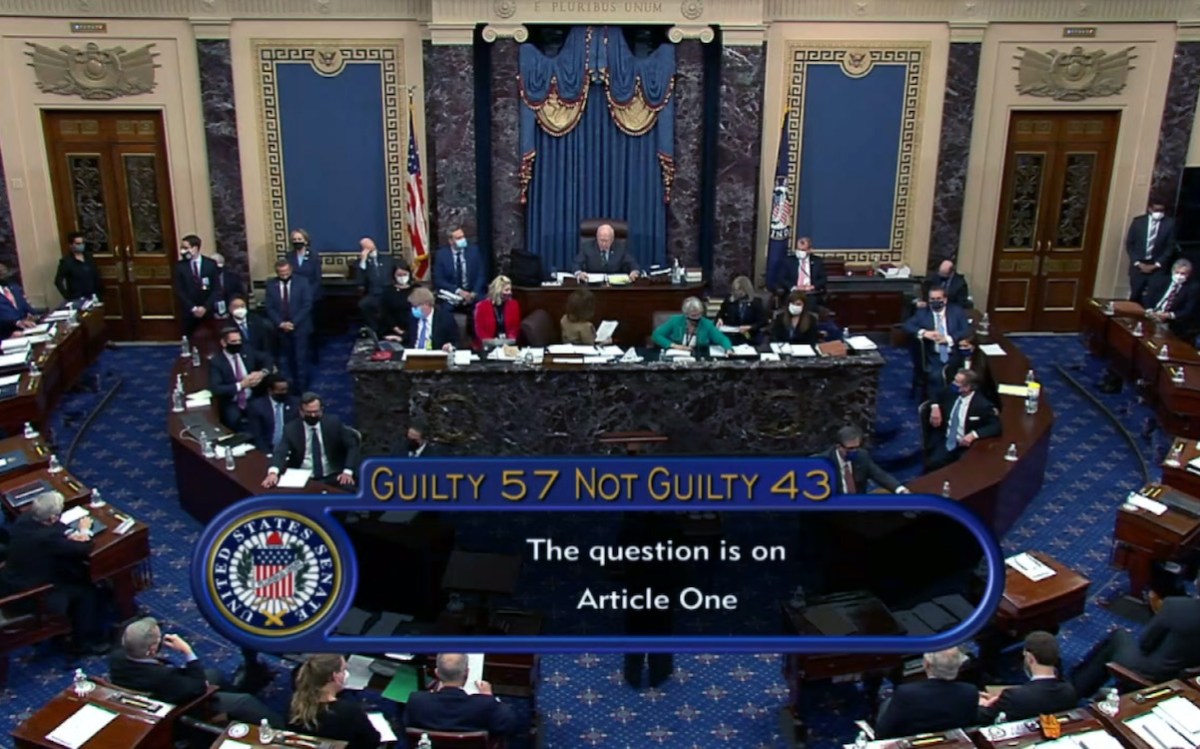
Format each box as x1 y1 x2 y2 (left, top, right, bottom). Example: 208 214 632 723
466 473 485 500
371 466 394 501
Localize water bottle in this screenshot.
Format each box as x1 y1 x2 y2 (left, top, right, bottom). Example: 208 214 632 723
855 731 869 748
1025 369 1035 385
1098 687 1120 716
73 668 92 696
995 711 1007 725
417 733 432 749
1174 367 1186 385
258 718 275 743
179 336 190 357
1005 443 1018 461
842 327 851 342
942 481 951 497
224 446 236 471
671 257 682 285
23 421 37 439
979 312 990 336
1025 382 1039 415
1158 344 1170 361
201 438 215 459
48 454 62 474
190 346 200 367
1133 321 1144 337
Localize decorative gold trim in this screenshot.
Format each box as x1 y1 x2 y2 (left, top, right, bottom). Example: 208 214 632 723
518 150 535 205
253 39 406 256
658 152 675 204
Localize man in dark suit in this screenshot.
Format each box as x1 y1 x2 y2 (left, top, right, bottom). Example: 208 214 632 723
768 236 828 309
356 236 395 331
406 420 439 457
108 617 280 724
247 375 299 453
288 229 322 365
573 223 641 279
405 653 517 737
433 226 488 313
404 287 459 351
905 286 972 401
54 232 103 302
0 262 38 338
1145 258 1199 339
820 425 908 494
0 492 107 654
262 392 360 488
915 260 971 311
265 258 312 391
173 234 218 337
876 648 978 738
1126 200 1176 305
210 253 244 319
979 631 1077 724
1071 574 1200 698
209 326 271 430
227 297 274 361
926 368 1001 471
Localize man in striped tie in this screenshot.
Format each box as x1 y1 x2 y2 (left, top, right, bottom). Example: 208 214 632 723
1146 258 1199 339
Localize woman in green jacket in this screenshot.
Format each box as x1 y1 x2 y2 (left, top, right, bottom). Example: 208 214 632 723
652 296 733 352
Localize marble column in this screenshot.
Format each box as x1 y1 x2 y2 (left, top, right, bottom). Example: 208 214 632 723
712 44 765 293
1151 42 1200 204
424 41 477 244
197 40 249 280
490 39 522 268
667 40 704 268
0 149 16 273
928 42 981 271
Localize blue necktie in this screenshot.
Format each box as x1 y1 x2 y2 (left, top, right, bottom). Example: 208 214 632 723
946 397 963 452
417 319 428 350
455 252 466 289
936 312 949 363
273 402 285 448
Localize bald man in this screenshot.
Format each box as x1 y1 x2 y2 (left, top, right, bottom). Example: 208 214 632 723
574 224 641 280
917 260 971 310
404 653 517 736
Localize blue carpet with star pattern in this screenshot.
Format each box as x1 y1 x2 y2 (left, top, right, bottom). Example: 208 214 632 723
0 333 1161 748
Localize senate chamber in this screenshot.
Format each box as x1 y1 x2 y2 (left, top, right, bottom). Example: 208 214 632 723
5 1 1200 748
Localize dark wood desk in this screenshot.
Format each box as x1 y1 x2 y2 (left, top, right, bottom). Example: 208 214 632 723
0 433 52 481
11 679 192 749
0 467 91 519
210 724 347 749
1092 679 1200 749
842 729 973 749
85 499 152 619
1112 483 1200 598
513 280 704 347
824 275 921 333
973 709 1105 748
1161 437 1200 498
993 551 1090 637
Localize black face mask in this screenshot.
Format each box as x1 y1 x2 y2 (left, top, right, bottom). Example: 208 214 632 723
270 392 289 403
407 438 421 452
929 300 946 311
292 242 305 252
225 343 243 355
302 415 321 426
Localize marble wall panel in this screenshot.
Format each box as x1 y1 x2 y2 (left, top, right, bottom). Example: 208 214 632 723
490 39 522 269
424 41 477 249
1151 42 1200 205
668 40 704 268
197 40 248 280
712 45 765 293
928 42 981 270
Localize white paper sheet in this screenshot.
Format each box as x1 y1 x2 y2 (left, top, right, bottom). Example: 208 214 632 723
219 742 254 749
343 655 374 690
453 350 473 366
462 653 486 694
44 311 71 322
0 352 29 369
770 342 815 356
846 335 877 351
59 506 89 525
709 347 727 358
0 338 29 352
384 653 415 661
718 325 741 334
980 343 1007 356
1126 712 1193 749
759 353 781 362
368 712 398 743
0 374 21 386
1128 492 1168 515
404 349 448 358
23 323 50 336
46 704 119 749
583 356 610 364
584 273 606 283
276 468 312 488
596 320 618 342
731 344 757 356
1057 730 1122 749
663 349 692 357
1156 695 1200 734
599 346 624 357
1005 552 1056 581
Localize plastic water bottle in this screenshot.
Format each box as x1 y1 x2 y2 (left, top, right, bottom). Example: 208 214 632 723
172 376 185 413
190 346 201 367
1133 321 1144 337
1158 344 1170 361
1005 443 1018 461
416 733 432 749
23 421 37 439
48 454 62 474
1174 367 1186 385
1025 369 1035 385
842 327 851 342
258 718 275 743
201 438 215 459
224 446 236 471
855 731 869 748
1099 687 1120 716
995 711 1007 725
89 488 106 508
1025 382 1040 415
671 257 682 285
179 336 190 358
73 668 92 696
942 481 951 497
979 312 990 335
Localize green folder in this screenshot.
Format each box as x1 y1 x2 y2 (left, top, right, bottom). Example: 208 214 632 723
381 664 420 703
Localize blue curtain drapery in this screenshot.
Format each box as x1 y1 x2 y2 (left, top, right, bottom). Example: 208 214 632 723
519 27 675 272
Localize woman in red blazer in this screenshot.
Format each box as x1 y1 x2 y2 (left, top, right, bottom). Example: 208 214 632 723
473 274 522 348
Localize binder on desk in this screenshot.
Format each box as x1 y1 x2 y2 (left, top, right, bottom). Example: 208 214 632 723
0 449 29 475
5 478 51 508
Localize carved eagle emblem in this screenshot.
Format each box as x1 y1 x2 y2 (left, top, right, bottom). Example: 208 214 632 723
25 42 159 100
1014 46 1135 101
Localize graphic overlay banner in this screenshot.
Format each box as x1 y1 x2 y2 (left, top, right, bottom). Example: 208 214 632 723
192 458 1004 653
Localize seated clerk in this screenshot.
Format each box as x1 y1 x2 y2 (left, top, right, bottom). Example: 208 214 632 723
716 275 767 346
227 297 274 362
247 374 299 454
1071 572 1200 698
768 236 827 309
287 655 380 749
904 285 971 400
262 392 360 488
378 262 416 341
926 368 1000 471
1144 258 1199 338
109 617 281 726
653 296 733 352
819 425 908 494
769 290 820 346
209 326 272 430
406 420 439 458
979 631 1077 724
405 653 517 737
875 648 978 739
403 286 459 352
0 262 38 339
560 288 612 345
473 274 521 347
0 492 107 655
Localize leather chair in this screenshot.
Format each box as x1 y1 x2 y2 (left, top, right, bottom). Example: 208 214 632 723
579 219 629 240
519 309 553 348
0 564 72 687
404 728 501 748
647 310 677 347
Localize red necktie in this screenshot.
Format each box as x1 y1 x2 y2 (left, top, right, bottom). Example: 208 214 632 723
842 459 856 493
192 260 200 283
2 288 14 308
281 282 291 319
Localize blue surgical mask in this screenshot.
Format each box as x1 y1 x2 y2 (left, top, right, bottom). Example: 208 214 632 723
950 382 962 395
411 306 424 320
455 238 468 250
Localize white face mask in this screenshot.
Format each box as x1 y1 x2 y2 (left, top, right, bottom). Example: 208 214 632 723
1174 273 1188 284
395 275 410 286
1151 211 1165 221
231 308 248 321
795 250 807 259
788 304 804 315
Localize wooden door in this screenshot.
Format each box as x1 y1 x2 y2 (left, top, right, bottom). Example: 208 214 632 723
43 111 179 341
988 111 1119 332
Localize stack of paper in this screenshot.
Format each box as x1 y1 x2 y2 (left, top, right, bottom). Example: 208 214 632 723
596 320 618 341
24 323 50 336
367 713 398 743
0 352 28 369
663 349 693 358
846 335 877 351
980 343 1007 357
343 655 374 690
186 390 212 407
46 704 119 749
1126 710 1195 749
452 350 473 366
404 349 448 358
275 468 312 488
1127 492 1168 515
598 345 623 358
759 352 781 362
0 374 22 387
730 344 757 356
0 338 29 353
1153 696 1200 744
770 343 816 357
1005 552 1056 581
547 344 597 356
44 310 71 322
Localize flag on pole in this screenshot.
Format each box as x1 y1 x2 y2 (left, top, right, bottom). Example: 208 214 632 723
405 102 430 280
766 109 794 289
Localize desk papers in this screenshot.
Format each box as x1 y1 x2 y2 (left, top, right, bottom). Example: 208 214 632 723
60 506 89 525
367 713 398 743
718 325 741 334
770 343 816 357
218 742 253 749
0 374 21 387
1006 552 1056 581
1127 492 1168 516
1030 732 1121 749
759 353 781 362
1126 711 1194 749
596 320 618 341
980 343 1007 357
452 350 473 367
0 352 29 369
662 349 692 358
336 607 372 635
548 344 597 355
275 468 311 488
381 664 419 703
998 384 1030 397
845 335 877 351
1154 696 1200 742
47 704 119 749
24 323 51 336
0 338 29 353
366 611 412 637
343 655 374 690
462 653 486 694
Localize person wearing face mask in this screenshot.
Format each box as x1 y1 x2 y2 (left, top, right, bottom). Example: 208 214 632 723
54 231 103 302
403 287 459 352
286 655 380 749
925 368 1000 471
652 296 732 352
209 327 271 429
172 234 219 337
1126 201 1177 306
0 262 38 339
210 252 245 318
434 225 488 313
226 296 274 362
473 274 522 348
406 420 439 457
817 425 907 494
357 236 395 331
904 285 971 401
266 258 313 392
769 290 819 346
768 236 827 309
263 392 360 488
716 275 766 346
287 228 323 365
378 262 417 341
1145 258 1199 338
247 374 299 453
978 632 1076 724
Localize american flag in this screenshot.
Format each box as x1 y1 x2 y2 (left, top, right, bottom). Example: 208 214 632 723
406 107 430 280
252 537 296 600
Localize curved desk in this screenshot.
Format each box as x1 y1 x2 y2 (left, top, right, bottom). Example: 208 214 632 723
513 280 705 347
